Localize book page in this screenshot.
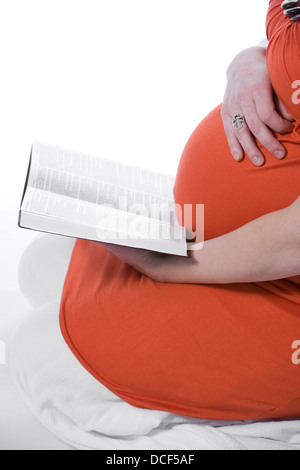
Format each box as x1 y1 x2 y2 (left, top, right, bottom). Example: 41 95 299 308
26 142 176 223
20 142 187 254
21 187 186 245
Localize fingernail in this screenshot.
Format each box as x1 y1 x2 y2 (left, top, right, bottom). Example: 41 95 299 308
233 153 241 161
274 149 286 159
253 156 264 166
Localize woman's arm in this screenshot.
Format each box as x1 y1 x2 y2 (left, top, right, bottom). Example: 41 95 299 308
98 197 300 285
153 197 300 284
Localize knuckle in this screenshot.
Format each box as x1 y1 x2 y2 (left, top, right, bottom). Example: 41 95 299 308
221 106 230 120
258 107 275 123
224 129 235 143
267 141 282 154
247 149 259 158
235 126 248 138
236 91 250 107
252 81 265 95
223 121 235 137
246 118 261 135
263 136 276 149
224 127 231 138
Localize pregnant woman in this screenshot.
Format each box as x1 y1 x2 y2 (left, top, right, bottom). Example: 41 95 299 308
60 0 300 421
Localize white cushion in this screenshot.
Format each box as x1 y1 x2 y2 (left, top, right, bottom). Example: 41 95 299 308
10 235 300 450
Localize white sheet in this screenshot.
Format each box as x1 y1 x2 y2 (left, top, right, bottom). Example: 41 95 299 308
10 299 300 451
0 290 72 450
9 234 300 451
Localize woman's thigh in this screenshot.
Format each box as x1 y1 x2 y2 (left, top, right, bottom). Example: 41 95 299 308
61 239 300 421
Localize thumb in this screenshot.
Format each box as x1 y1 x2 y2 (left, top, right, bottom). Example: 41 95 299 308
274 94 295 127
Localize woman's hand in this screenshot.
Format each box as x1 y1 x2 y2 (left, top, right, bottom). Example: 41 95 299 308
221 45 294 166
96 242 170 280
96 241 198 283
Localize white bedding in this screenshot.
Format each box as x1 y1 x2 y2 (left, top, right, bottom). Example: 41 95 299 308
9 235 300 451
0 291 71 450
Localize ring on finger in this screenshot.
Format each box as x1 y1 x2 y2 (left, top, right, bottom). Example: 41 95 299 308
232 113 247 130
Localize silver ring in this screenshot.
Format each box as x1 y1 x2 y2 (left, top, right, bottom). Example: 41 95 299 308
232 114 246 130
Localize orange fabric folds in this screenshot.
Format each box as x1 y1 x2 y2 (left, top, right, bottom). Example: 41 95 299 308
266 0 300 122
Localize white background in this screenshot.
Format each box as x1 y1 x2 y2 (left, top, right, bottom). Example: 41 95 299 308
0 0 268 448
0 0 268 292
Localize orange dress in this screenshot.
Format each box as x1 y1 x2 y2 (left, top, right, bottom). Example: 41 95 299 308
59 0 300 421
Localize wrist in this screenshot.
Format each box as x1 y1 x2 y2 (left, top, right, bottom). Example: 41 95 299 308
153 251 200 284
226 46 266 79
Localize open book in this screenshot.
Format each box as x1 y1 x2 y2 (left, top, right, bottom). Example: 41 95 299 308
19 142 188 256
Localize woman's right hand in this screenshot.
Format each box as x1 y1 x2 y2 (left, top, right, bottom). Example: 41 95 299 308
221 45 294 166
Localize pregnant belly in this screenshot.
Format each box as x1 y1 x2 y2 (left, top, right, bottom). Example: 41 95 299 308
174 104 300 242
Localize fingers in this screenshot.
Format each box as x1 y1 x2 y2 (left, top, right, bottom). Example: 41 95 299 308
222 97 293 167
273 93 295 123
223 109 266 166
241 100 287 162
255 88 295 131
222 111 249 162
